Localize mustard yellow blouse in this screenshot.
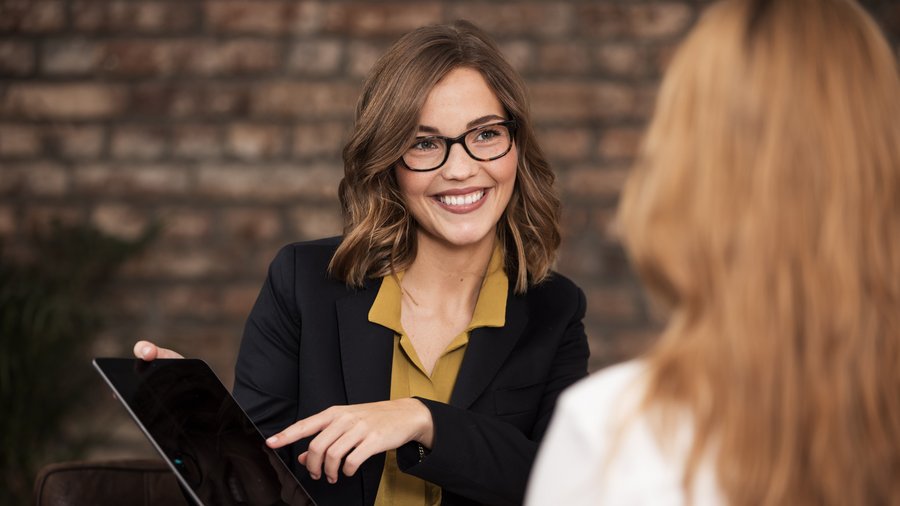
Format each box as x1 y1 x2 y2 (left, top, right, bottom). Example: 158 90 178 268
367 247 508 506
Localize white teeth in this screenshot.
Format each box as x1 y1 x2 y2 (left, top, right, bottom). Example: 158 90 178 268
438 190 485 207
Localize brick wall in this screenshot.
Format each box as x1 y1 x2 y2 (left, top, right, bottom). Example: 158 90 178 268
2 0 898 459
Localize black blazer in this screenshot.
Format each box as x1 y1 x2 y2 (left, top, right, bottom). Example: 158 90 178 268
233 237 589 506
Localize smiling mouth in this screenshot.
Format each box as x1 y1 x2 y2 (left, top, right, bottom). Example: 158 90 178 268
437 189 486 207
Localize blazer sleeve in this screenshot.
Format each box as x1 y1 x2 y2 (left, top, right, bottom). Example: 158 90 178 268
396 285 590 506
232 245 302 443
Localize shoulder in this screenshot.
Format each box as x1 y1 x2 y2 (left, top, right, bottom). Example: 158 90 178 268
522 270 585 311
557 360 649 428
265 236 354 292
268 236 342 276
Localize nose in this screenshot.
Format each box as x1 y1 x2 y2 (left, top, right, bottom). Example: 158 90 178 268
440 143 479 180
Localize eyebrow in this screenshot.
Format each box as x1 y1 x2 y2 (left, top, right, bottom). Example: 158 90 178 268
417 114 507 135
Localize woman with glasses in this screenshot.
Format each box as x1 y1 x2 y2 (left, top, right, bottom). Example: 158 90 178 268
136 20 589 506
526 0 900 504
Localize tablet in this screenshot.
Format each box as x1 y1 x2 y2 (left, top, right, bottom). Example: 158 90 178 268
93 358 316 506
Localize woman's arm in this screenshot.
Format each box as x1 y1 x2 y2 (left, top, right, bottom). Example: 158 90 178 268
232 245 303 441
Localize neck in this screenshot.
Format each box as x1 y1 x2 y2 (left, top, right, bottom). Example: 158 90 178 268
402 233 496 311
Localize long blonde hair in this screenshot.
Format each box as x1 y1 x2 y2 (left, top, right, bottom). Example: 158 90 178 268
328 20 560 293
618 0 900 503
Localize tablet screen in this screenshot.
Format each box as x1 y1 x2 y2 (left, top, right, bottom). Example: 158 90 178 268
94 358 315 506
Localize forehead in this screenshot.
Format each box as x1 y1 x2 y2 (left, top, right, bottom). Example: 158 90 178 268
417 67 505 131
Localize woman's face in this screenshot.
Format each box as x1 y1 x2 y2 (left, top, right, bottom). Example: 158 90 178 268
395 67 517 252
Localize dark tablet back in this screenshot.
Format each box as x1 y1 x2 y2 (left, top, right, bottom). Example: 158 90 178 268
94 358 315 506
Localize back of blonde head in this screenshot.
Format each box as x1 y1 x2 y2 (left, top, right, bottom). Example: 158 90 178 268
618 0 900 503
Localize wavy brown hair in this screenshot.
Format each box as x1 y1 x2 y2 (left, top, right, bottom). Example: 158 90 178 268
618 0 900 503
328 20 560 293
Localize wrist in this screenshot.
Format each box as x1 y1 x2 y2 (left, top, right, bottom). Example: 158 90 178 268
409 397 435 448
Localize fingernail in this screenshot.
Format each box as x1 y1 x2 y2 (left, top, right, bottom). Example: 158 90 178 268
311 474 319 480
327 476 335 484
141 346 151 357
266 436 277 444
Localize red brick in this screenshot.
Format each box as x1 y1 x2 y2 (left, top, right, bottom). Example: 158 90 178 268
536 126 591 162
499 40 534 75
576 3 693 40
562 166 630 199
0 84 128 119
221 207 282 241
172 124 222 159
559 205 590 240
289 203 343 240
287 40 342 75
586 286 641 323
593 43 650 77
0 124 41 156
0 0 65 33
448 3 571 37
0 162 68 196
594 328 660 367
531 82 636 122
107 1 200 33
158 207 214 241
124 246 230 280
221 283 261 320
292 121 347 158
538 42 590 74
323 3 443 36
0 40 35 76
44 124 106 159
250 82 357 118
592 207 622 242
226 123 286 160
205 0 295 34
289 1 324 35
71 0 106 31
72 163 190 197
91 203 151 240
101 40 192 77
40 39 105 75
346 41 388 78
195 163 342 201
598 127 643 161
0 206 15 235
132 83 251 118
110 125 169 160
158 284 220 319
22 204 85 232
193 40 280 76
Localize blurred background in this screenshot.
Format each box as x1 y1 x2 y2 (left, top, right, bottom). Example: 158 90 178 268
1 0 898 502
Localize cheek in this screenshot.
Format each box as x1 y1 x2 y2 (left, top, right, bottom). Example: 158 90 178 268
394 168 431 210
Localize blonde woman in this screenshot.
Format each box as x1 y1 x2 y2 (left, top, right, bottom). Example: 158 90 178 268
135 20 589 506
526 0 900 504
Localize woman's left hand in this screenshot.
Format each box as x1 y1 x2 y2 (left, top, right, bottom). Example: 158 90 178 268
266 398 434 484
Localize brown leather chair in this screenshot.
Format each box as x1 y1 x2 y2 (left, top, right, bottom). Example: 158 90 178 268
33 459 190 506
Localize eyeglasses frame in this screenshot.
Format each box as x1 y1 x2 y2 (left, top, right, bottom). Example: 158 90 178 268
399 119 519 172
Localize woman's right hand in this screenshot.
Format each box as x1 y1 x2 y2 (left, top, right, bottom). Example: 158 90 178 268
133 340 185 361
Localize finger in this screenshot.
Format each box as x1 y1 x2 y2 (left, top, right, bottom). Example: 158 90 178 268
323 429 366 483
134 341 158 361
303 419 351 480
267 410 334 449
342 437 380 478
298 452 308 466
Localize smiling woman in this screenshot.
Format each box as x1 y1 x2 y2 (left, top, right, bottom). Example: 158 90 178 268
135 20 589 506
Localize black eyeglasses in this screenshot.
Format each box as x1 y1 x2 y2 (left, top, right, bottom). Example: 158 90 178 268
399 120 518 172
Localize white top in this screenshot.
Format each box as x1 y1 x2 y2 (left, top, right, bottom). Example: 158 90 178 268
525 360 723 505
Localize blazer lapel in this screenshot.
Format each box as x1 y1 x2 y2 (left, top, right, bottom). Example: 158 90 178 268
335 278 393 506
450 285 529 409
